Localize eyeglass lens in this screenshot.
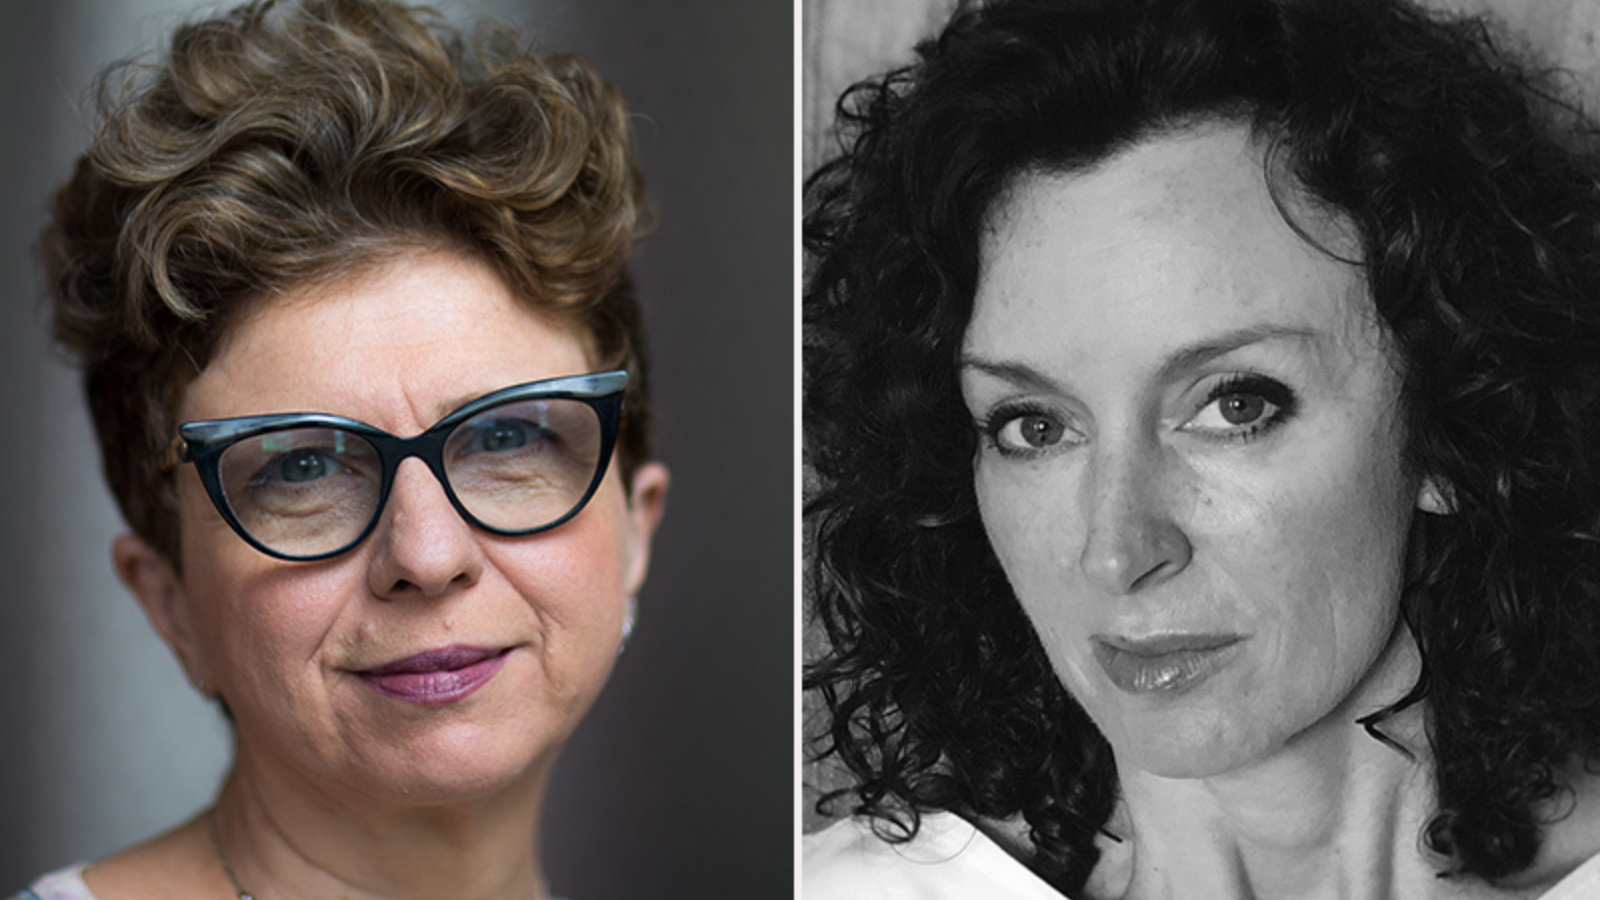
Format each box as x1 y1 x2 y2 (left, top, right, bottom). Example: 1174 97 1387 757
213 397 605 558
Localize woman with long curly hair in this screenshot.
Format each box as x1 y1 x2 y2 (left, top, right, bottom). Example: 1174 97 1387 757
804 0 1600 897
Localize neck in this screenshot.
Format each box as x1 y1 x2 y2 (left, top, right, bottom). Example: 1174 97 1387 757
1099 623 1450 900
210 746 553 900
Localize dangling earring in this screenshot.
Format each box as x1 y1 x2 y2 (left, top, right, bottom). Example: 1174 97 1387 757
619 595 638 656
1418 476 1457 515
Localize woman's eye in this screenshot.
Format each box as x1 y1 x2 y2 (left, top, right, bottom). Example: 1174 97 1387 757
466 418 546 454
1184 376 1297 437
986 408 1075 456
1214 393 1270 426
273 448 342 483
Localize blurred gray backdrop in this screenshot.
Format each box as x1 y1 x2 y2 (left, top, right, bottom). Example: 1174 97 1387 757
0 0 792 896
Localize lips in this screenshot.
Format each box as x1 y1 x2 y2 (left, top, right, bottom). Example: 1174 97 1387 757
357 645 511 705
1091 633 1245 696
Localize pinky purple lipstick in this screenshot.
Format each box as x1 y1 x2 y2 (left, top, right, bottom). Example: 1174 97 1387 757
1092 633 1244 695
358 645 510 705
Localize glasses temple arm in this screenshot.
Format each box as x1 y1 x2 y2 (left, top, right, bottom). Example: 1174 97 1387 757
157 435 192 473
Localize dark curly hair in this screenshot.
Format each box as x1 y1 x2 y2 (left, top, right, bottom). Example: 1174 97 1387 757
804 0 1600 892
41 0 650 566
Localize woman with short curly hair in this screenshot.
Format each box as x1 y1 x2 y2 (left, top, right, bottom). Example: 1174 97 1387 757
12 1 669 897
804 0 1600 897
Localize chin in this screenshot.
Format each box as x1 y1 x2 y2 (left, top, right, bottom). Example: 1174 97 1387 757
1122 737 1263 780
326 688 582 800
1099 704 1286 780
330 651 611 806
347 713 569 806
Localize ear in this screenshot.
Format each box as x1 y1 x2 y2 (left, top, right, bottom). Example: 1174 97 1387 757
113 534 211 695
1416 475 1456 515
621 462 670 597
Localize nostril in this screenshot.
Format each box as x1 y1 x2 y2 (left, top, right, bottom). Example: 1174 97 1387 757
368 464 486 601
381 567 476 600
1080 517 1192 595
1127 557 1180 594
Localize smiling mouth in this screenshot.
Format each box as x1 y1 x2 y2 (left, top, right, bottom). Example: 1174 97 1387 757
1091 634 1245 696
357 645 512 705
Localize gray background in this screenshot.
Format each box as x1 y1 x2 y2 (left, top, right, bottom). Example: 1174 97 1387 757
0 0 793 896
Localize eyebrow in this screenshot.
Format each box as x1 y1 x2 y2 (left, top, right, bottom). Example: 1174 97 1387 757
435 391 480 422
1152 324 1320 382
421 386 501 426
960 324 1321 390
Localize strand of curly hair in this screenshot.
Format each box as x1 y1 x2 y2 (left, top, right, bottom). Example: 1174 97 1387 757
805 0 1600 892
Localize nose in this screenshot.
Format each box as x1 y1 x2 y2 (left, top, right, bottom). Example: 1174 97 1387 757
367 458 484 599
1077 437 1192 595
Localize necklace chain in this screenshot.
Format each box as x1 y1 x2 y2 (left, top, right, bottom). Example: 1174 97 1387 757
208 811 258 900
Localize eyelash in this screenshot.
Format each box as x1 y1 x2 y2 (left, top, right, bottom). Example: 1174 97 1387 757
1187 374 1299 443
977 401 1079 460
975 374 1299 458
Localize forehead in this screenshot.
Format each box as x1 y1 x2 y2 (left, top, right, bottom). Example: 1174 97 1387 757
180 250 593 427
966 123 1379 366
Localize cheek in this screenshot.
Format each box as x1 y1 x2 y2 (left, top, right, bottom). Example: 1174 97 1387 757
975 463 1060 600
1201 441 1413 707
974 463 1099 688
175 480 342 670
494 486 634 649
181 532 352 694
1277 482 1409 675
172 568 347 756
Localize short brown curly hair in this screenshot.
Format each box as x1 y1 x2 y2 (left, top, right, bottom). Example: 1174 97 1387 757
41 0 652 565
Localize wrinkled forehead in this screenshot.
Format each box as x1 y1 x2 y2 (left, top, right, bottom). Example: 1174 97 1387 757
968 122 1393 374
175 249 597 428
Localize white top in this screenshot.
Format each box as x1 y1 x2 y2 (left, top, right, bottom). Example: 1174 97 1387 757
802 813 1600 900
804 814 1065 899
9 862 575 900
9 863 91 900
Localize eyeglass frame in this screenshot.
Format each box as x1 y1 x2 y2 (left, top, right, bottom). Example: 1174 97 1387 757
162 370 628 562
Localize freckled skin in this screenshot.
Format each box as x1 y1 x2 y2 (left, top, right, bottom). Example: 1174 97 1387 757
962 125 1423 779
